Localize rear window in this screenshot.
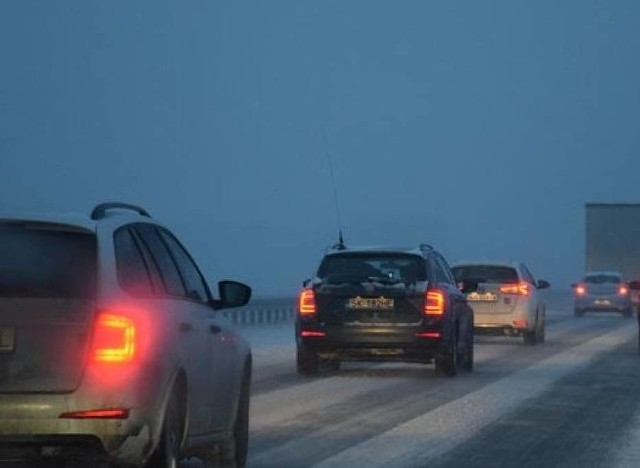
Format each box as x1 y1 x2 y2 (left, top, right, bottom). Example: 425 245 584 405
317 254 424 284
452 265 519 284
0 223 96 299
584 274 621 284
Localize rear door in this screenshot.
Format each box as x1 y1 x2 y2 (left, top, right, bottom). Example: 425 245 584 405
134 224 213 436
314 253 425 326
0 222 96 393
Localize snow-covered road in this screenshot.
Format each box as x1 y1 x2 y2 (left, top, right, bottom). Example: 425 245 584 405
179 294 640 467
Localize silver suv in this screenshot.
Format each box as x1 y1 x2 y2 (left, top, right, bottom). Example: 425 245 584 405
0 203 252 467
452 262 550 345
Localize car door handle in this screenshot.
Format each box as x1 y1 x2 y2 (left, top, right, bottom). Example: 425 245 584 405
179 322 193 333
209 324 222 334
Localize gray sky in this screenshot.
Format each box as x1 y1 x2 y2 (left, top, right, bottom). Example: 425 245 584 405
1 1 639 297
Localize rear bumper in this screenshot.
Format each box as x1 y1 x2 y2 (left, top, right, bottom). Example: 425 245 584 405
0 363 171 465
474 324 527 337
574 296 631 312
297 324 449 363
0 420 152 465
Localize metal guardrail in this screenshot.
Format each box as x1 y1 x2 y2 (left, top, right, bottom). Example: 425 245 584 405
220 297 296 325
220 290 577 326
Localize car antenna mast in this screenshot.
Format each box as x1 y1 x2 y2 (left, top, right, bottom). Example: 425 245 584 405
323 128 346 250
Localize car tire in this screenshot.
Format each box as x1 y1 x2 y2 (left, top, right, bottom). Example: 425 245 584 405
460 325 474 372
146 388 181 468
536 312 546 344
435 333 458 377
623 308 633 318
205 366 251 468
322 359 341 372
296 345 319 375
574 307 584 317
523 326 537 346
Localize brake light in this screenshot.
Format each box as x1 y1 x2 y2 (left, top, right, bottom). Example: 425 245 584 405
424 290 445 315
300 330 326 337
59 409 129 419
92 313 136 363
619 285 629 296
415 331 441 339
513 319 529 329
500 282 529 295
299 289 316 316
575 284 587 296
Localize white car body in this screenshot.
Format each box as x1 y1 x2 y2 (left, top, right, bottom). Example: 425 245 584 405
451 262 549 345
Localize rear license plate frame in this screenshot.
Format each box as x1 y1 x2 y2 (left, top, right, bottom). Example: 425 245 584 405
466 292 498 302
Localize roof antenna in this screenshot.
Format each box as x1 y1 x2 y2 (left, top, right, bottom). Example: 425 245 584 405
333 229 346 250
323 127 346 250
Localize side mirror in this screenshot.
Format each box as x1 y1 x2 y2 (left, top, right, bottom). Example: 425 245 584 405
217 280 251 309
571 283 577 289
537 279 551 289
302 278 311 288
628 280 640 291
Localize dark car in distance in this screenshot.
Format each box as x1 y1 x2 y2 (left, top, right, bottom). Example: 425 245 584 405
295 244 474 377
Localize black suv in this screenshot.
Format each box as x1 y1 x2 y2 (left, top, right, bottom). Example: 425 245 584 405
295 244 474 376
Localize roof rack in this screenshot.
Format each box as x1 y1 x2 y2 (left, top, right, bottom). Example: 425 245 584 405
90 202 151 220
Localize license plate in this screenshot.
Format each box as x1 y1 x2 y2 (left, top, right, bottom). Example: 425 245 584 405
594 299 611 306
347 296 395 310
0 328 15 352
467 292 498 302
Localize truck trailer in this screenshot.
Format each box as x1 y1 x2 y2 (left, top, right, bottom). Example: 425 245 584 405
585 203 640 310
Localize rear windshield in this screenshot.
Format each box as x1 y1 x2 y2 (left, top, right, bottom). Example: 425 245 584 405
452 265 519 284
584 274 621 284
317 254 424 284
0 223 97 299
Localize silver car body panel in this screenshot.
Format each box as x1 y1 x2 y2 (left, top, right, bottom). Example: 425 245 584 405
0 213 251 465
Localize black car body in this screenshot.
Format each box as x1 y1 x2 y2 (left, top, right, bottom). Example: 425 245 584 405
295 244 474 376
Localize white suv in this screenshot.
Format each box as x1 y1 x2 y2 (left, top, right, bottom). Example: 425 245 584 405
0 203 252 467
452 262 549 345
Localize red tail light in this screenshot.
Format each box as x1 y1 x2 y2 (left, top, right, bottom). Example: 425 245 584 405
59 408 129 419
92 313 136 363
299 290 316 316
415 331 442 339
575 284 587 296
424 289 445 315
300 330 326 337
500 282 530 295
619 285 629 296
513 319 529 329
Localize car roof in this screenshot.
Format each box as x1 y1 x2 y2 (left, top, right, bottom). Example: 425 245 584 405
584 271 622 277
326 245 425 256
451 261 522 269
0 212 98 232
0 210 155 233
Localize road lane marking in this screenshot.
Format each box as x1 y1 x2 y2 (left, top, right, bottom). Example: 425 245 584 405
311 323 636 468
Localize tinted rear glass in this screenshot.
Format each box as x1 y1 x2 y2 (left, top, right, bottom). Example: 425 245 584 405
317 254 424 284
452 266 519 283
584 274 621 284
0 223 96 298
